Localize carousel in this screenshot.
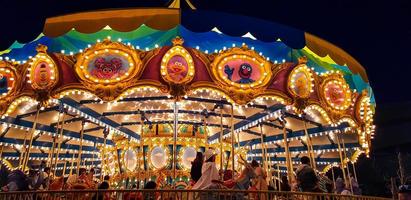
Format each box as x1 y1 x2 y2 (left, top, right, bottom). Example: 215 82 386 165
0 1 375 191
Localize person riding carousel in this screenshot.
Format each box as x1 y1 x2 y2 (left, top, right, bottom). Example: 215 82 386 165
192 149 220 190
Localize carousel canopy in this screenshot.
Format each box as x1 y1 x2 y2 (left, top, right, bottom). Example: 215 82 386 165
0 7 375 175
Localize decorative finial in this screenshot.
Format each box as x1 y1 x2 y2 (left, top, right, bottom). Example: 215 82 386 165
36 44 48 53
298 56 308 64
168 0 196 10
172 36 184 46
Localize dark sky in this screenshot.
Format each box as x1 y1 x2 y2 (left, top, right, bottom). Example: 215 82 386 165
1 0 410 105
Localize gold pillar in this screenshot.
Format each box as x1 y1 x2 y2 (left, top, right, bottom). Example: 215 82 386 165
331 165 336 190
259 124 269 178
0 146 4 161
172 101 178 188
341 137 353 194
69 152 75 175
203 118 208 149
49 111 63 170
277 164 281 191
230 105 235 175
76 120 86 174
22 105 41 171
62 160 67 177
100 129 108 181
303 121 316 170
335 131 347 184
352 161 358 182
282 125 294 182
53 113 66 175
219 106 224 170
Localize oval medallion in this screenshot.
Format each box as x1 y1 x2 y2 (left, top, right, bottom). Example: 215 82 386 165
322 78 351 111
211 47 272 90
123 149 138 171
75 41 141 84
30 53 58 90
161 46 195 84
288 64 314 98
181 146 197 170
150 146 168 169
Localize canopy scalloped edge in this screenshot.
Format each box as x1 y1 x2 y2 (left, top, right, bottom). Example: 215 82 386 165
39 8 369 82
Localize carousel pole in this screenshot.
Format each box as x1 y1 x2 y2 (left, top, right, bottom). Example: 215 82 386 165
259 124 269 180
331 166 336 190
219 105 224 171
100 129 108 181
19 130 29 167
303 120 316 170
172 101 178 189
341 137 354 194
62 160 67 177
76 120 86 174
352 161 358 182
230 105 235 175
139 123 144 188
69 152 75 175
335 131 347 185
277 164 281 191
91 141 96 168
281 122 294 182
49 108 63 170
203 117 208 149
53 111 66 175
22 104 41 171
0 145 3 161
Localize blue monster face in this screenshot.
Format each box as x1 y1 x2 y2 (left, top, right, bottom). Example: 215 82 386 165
239 63 252 79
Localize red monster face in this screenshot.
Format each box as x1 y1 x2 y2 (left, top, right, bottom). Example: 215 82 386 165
92 57 123 79
238 63 252 79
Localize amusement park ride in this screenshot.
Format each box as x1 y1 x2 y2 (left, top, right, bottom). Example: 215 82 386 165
0 0 375 189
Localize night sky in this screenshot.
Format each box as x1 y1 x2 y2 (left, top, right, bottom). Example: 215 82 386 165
0 0 410 196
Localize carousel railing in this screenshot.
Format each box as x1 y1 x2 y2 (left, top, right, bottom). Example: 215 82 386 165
0 189 391 200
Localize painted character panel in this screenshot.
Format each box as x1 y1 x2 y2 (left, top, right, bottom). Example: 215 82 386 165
293 71 310 97
223 60 261 84
166 55 188 83
323 80 351 110
33 62 53 88
88 54 128 79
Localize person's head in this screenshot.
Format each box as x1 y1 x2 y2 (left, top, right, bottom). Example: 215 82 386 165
131 184 137 189
144 181 157 189
300 156 310 165
44 167 50 173
104 175 110 181
79 168 87 175
251 160 259 168
89 168 95 174
204 149 216 162
195 152 204 163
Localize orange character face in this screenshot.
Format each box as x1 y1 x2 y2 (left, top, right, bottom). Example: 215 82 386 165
169 61 186 75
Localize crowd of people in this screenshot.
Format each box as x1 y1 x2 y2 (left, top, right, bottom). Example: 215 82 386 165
188 151 361 197
0 151 361 199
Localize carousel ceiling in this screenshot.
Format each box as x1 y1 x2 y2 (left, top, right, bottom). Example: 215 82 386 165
0 8 375 175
